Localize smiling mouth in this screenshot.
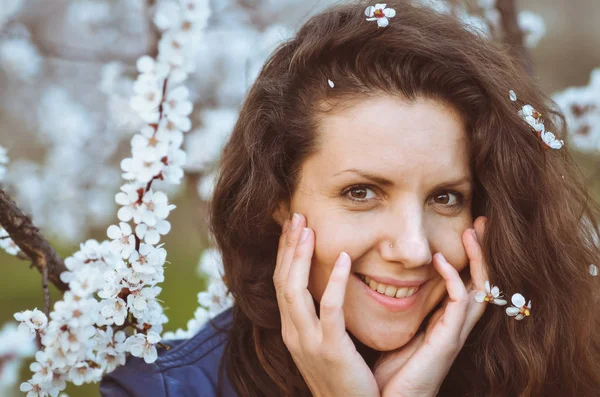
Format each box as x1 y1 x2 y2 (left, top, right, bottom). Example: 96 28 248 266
355 273 421 299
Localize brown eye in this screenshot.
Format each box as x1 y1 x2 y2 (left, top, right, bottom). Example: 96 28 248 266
432 192 460 206
351 187 368 199
343 185 376 202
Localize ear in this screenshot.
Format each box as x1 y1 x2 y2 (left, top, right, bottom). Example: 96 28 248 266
272 200 290 226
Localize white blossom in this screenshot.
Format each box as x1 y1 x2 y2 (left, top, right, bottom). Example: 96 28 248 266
505 293 532 320
474 281 508 306
136 220 171 245
100 298 128 326
107 222 136 259
590 264 598 277
197 279 234 317
0 145 7 182
0 322 36 394
14 309 48 339
365 3 396 28
0 227 20 256
518 10 546 48
139 190 176 226
125 332 161 364
0 37 43 81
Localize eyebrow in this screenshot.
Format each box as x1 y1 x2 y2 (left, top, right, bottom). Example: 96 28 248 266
333 168 472 188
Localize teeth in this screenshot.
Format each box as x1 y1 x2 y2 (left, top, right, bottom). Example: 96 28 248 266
362 275 418 299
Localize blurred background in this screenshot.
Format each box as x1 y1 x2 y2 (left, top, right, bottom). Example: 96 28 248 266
0 0 599 396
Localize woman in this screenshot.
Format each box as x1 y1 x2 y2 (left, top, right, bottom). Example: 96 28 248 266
100 0 600 396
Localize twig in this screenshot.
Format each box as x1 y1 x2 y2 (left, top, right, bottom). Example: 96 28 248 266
0 189 68 292
495 0 534 77
42 265 50 317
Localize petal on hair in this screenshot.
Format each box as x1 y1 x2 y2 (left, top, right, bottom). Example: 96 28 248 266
515 313 525 321
511 293 525 308
383 8 396 18
493 299 507 306
491 285 500 297
377 18 389 27
365 6 375 17
509 90 517 101
375 3 387 9
506 307 520 316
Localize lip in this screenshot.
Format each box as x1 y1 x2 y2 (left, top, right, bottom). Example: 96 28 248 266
352 273 425 312
357 273 428 288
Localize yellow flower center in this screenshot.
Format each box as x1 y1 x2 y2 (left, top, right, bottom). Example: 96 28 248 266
374 9 385 18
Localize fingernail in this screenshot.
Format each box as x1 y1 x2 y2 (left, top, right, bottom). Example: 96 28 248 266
291 213 301 230
336 252 350 268
300 227 310 242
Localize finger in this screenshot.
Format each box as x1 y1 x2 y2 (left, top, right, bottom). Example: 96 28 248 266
275 219 290 277
274 213 305 289
462 217 489 291
320 252 352 344
432 253 469 337
286 227 320 334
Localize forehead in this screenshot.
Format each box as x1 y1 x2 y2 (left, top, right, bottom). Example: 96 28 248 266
311 96 470 182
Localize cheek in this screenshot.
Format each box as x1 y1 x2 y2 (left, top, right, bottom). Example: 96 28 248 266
306 215 374 301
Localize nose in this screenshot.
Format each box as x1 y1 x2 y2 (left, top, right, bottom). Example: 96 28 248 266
380 206 432 269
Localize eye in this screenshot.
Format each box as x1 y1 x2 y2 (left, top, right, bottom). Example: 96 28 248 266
342 185 377 203
430 191 464 208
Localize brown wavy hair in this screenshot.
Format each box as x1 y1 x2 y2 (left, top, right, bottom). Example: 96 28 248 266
208 1 600 395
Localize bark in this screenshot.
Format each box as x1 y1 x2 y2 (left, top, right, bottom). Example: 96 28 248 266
496 0 535 77
0 189 68 292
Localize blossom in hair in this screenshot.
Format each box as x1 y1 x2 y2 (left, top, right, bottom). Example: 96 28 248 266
365 3 396 28
505 293 532 320
540 129 564 150
511 91 564 150
590 264 598 276
474 281 507 306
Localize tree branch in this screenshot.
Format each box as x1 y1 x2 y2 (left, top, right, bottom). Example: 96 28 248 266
495 0 534 77
0 189 68 292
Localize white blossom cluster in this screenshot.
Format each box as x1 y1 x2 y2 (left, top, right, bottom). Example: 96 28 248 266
162 247 233 340
0 322 36 396
12 1 212 395
0 146 22 257
553 68 600 154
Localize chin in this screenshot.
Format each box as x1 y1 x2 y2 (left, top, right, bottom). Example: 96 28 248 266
346 316 420 352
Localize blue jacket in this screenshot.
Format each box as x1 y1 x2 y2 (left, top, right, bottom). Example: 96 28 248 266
100 308 238 397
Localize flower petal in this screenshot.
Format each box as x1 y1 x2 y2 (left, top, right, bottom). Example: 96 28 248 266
383 8 396 18
365 6 375 17
377 17 389 27
474 291 486 302
491 285 500 297
511 293 525 308
484 280 491 293
506 307 520 316
492 299 507 306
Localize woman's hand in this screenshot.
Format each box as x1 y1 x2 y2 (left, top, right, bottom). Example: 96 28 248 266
373 216 489 397
273 213 380 397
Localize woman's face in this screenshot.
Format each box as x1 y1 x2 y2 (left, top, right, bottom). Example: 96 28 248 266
284 95 473 351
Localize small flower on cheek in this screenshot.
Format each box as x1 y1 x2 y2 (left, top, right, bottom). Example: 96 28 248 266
505 293 532 320
474 280 507 306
